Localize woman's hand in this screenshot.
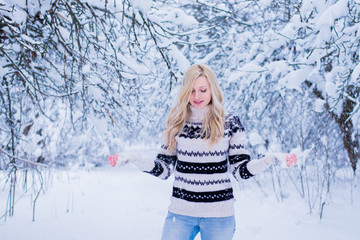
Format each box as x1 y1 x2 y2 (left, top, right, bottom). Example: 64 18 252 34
107 151 154 171
107 154 119 167
107 153 130 167
264 153 297 168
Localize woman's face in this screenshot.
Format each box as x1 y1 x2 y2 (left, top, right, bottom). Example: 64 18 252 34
189 76 212 110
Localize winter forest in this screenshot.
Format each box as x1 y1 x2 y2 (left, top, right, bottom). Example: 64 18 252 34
1 0 360 239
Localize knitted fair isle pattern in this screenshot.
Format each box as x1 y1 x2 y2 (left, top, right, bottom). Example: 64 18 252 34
144 110 254 218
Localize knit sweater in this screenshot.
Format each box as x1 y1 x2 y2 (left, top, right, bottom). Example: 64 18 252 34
144 106 269 218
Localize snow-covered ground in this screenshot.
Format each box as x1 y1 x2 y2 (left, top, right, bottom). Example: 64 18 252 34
1 164 359 240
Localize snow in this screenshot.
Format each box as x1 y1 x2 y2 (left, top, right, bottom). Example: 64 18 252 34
277 68 311 92
1 0 360 239
90 111 108 133
162 8 198 29
57 26 71 41
291 146 313 169
1 166 359 240
352 102 360 129
313 99 326 113
249 132 264 146
315 0 349 30
117 54 150 75
313 0 349 47
350 63 360 84
129 0 153 13
279 15 304 39
168 45 191 74
20 34 42 45
325 80 338 99
240 61 267 72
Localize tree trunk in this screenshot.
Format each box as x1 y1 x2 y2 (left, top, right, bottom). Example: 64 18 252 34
310 82 360 173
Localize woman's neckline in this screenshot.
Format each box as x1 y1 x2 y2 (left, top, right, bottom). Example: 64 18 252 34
188 105 210 122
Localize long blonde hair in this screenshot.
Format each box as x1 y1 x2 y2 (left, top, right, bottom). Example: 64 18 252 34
164 64 225 152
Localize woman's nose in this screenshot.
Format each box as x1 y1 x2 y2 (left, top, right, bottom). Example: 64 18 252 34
194 91 200 99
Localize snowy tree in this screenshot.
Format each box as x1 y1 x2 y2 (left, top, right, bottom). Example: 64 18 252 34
0 0 192 219
0 0 359 220
215 0 360 215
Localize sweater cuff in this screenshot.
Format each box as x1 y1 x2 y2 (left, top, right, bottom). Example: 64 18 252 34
247 158 270 175
130 152 155 172
133 157 155 172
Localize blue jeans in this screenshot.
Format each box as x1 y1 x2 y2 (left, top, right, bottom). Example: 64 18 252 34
161 212 236 240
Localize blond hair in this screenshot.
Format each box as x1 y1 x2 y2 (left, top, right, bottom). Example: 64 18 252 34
164 64 225 152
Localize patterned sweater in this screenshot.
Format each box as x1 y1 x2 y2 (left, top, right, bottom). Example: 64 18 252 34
144 106 268 218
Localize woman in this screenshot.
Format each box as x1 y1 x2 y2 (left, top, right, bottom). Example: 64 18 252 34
108 64 296 240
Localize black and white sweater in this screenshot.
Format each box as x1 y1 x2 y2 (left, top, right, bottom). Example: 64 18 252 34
144 106 269 218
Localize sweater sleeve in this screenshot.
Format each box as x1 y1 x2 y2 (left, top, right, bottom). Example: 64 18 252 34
144 135 177 180
227 115 269 180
